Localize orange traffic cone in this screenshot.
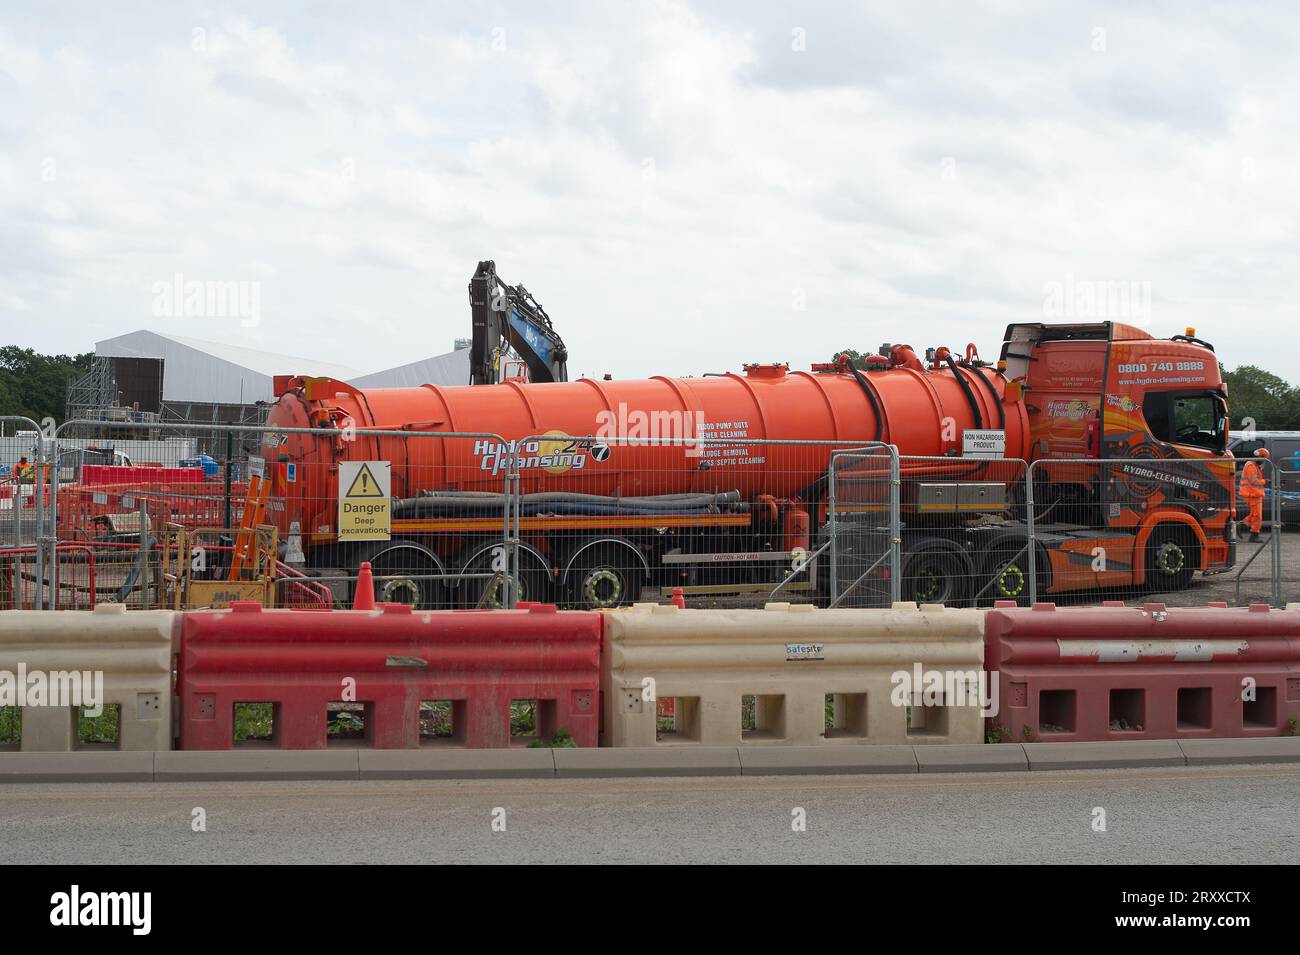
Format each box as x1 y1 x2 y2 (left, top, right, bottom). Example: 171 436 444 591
353 561 376 610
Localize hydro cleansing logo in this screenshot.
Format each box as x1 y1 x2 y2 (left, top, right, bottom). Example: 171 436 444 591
49 885 151 935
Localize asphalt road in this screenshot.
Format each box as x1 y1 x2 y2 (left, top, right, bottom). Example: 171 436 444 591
0 764 1295 864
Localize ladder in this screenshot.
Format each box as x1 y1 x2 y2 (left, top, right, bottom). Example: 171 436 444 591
227 472 270 581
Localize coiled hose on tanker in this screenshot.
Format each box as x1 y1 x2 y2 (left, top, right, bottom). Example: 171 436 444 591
392 489 744 518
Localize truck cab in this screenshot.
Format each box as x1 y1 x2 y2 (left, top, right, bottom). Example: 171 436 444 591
1000 322 1234 590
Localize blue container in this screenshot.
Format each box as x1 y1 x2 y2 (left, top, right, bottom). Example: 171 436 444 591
179 454 221 478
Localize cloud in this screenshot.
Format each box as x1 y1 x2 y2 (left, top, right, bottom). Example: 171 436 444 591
0 1 1297 386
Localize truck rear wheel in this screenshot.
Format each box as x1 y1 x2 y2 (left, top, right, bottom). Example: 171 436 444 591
1146 525 1196 591
901 552 967 606
982 546 1035 606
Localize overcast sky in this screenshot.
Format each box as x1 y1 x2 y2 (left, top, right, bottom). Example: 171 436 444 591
1 1 1297 383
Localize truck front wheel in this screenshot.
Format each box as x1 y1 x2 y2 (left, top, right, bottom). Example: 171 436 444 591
1145 525 1196 591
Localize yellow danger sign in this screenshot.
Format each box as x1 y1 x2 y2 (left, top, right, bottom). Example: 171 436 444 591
345 463 386 497
338 460 391 541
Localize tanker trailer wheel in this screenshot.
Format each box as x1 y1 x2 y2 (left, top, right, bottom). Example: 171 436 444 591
1145 525 1196 592
460 546 551 609
567 545 639 610
901 550 968 607
362 544 447 610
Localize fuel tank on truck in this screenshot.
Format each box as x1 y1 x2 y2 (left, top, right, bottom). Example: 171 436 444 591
262 354 1029 541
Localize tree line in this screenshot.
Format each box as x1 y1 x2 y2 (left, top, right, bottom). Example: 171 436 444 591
0 347 94 426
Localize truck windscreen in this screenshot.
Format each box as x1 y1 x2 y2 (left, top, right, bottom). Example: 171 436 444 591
1143 390 1227 452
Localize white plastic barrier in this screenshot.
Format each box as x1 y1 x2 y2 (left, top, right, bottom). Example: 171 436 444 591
602 601 985 747
0 605 177 751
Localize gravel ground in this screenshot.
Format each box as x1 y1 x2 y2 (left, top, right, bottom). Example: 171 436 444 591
680 525 1300 611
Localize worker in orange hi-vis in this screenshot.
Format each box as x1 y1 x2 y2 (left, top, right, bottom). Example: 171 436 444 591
1240 448 1269 542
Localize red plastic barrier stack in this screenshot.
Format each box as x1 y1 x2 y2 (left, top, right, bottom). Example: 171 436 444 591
985 601 1300 742
81 464 202 486
58 478 250 537
178 601 602 749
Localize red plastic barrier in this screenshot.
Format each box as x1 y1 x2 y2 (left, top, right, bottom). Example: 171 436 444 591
57 479 249 538
985 601 1300 742
178 601 602 749
81 464 202 486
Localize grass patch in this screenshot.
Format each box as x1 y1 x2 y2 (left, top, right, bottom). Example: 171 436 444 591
0 706 19 745
234 703 275 743
527 728 577 748
78 704 120 745
510 700 537 737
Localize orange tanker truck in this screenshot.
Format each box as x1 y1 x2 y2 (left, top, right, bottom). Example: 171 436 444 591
259 320 1235 609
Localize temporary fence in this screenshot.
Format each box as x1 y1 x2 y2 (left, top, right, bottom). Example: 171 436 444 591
502 433 898 612
2 414 1295 611
826 448 898 608
1274 466 1300 606
891 454 1031 608
15 419 518 612
1024 454 1243 609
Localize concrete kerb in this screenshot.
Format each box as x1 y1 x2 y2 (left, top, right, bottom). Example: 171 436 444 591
0 751 156 783
737 745 917 775
0 739 1298 782
359 748 557 779
914 743 1028 773
1178 736 1300 765
554 746 741 777
155 750 362 781
1022 739 1186 771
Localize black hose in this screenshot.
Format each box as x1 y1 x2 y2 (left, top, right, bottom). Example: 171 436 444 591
970 366 1006 430
393 490 742 516
945 354 983 431
847 363 886 442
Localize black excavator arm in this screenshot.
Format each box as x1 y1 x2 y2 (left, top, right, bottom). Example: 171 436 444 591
467 260 569 385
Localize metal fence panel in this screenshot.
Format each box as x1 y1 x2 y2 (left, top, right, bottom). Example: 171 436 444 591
1026 454 1243 607
41 420 511 611
897 455 1032 607
504 434 897 610
826 448 898 607
12 408 1293 611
